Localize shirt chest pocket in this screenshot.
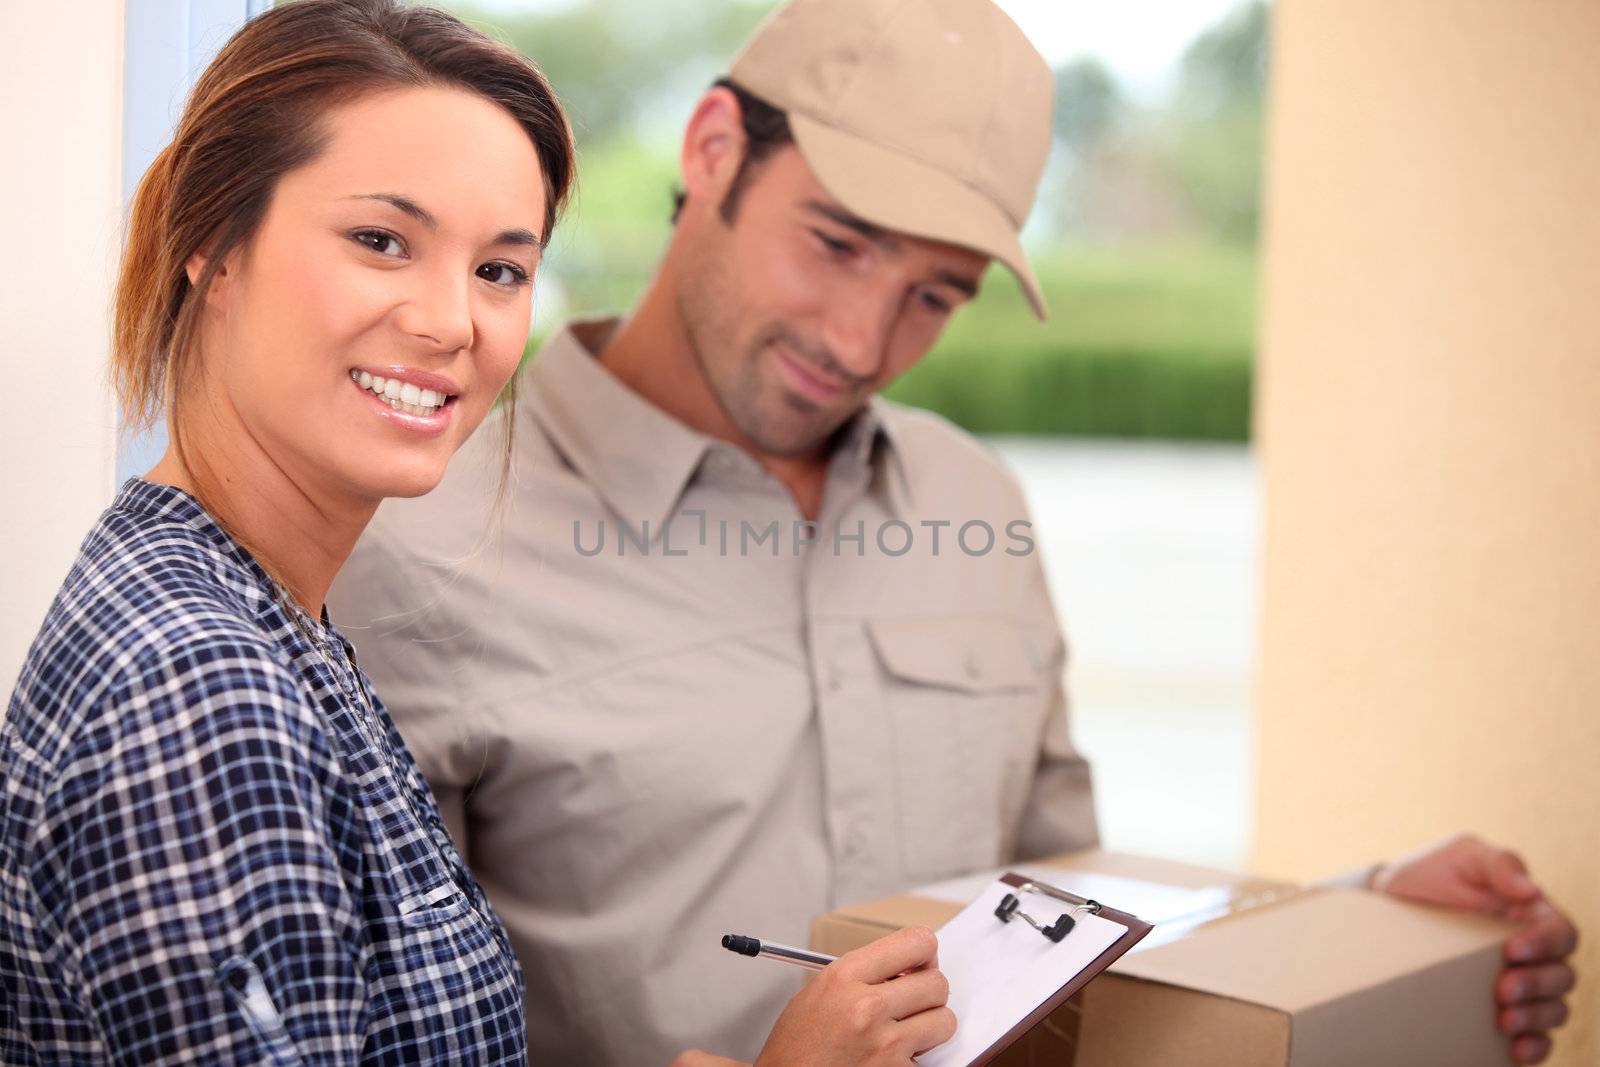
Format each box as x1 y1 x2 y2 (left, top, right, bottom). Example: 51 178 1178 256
356 760 484 934
343 744 527 1021
315 689 487 937
867 617 1054 881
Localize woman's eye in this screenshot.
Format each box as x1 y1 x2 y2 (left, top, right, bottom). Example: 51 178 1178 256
352 229 404 257
917 290 952 314
477 262 530 288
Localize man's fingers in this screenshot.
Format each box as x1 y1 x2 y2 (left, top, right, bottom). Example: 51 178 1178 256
1510 1033 1553 1066
1499 999 1569 1036
1389 878 1504 914
1498 963 1576 1005
877 966 950 1021
1507 904 1580 963
1480 847 1541 904
842 925 939 984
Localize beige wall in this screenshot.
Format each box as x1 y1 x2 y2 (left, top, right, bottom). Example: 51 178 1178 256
0 4 125 697
1254 2 1599 1063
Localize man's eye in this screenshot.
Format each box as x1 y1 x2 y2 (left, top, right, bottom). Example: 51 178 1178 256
352 229 404 257
477 262 530 288
918 291 952 314
813 230 854 255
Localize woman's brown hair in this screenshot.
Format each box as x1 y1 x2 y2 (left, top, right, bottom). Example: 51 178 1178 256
113 0 574 516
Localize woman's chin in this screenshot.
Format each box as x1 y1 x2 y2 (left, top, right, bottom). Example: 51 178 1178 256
382 473 446 500
353 460 449 502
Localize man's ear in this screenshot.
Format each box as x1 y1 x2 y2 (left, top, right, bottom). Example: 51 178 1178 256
678 87 747 218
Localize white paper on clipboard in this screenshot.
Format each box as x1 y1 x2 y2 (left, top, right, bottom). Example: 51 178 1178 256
915 879 1125 1066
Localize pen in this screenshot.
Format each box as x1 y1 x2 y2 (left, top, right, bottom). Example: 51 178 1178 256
722 934 837 971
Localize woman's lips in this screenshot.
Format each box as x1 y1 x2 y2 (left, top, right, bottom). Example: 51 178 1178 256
350 364 460 396
351 374 454 437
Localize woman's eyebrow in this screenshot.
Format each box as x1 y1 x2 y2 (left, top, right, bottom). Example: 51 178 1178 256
346 192 543 248
349 192 438 228
493 228 542 249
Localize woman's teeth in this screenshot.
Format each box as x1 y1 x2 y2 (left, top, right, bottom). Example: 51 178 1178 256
350 370 447 416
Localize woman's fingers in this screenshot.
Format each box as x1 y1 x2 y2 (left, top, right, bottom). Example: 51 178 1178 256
839 926 939 985
877 966 950 1021
670 1053 751 1067
905 1005 960 1056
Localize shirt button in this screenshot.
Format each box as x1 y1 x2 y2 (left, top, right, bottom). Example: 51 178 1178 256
963 651 982 680
845 822 870 856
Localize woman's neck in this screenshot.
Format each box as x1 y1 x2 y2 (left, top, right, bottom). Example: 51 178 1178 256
146 406 376 617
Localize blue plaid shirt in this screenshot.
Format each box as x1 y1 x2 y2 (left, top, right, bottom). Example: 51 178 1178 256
1 480 526 1065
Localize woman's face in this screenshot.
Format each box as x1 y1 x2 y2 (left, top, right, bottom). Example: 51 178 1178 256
190 85 547 504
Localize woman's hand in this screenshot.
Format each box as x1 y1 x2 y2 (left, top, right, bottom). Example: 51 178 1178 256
670 1053 750 1067
751 925 956 1067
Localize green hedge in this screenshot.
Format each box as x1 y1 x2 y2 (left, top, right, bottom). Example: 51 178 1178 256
887 243 1257 441
885 342 1251 441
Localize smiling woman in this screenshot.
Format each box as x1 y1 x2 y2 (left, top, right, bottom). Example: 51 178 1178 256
143 83 555 540
0 2 572 1064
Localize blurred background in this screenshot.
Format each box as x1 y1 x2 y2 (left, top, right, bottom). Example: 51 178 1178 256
461 0 1264 444
438 0 1273 872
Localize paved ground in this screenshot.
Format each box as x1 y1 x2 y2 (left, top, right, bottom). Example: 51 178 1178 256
988 437 1258 871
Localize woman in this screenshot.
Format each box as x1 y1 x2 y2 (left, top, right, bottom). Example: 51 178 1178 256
0 2 951 1064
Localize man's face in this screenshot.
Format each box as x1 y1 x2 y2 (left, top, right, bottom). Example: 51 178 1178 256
674 144 989 457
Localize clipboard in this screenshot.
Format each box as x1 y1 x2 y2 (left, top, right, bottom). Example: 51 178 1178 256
918 871 1153 1066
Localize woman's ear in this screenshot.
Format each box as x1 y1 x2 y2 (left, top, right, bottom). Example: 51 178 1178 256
184 237 233 302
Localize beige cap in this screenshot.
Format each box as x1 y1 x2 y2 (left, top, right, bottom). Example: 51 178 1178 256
730 0 1054 319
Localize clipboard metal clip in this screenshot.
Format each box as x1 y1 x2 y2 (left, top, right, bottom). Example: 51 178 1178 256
994 880 1102 944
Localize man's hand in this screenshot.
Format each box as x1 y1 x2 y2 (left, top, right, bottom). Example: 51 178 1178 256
750 925 956 1067
1372 834 1578 1065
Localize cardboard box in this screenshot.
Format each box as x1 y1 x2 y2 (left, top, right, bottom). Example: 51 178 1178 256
810 850 1516 1067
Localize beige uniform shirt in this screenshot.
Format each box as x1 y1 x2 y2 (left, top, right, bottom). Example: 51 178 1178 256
328 319 1098 1066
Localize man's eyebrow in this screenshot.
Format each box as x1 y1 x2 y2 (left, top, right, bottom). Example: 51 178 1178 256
803 199 979 296
802 199 900 252
933 270 980 299
347 192 545 250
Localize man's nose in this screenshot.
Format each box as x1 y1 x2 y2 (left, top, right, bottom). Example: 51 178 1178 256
819 283 897 381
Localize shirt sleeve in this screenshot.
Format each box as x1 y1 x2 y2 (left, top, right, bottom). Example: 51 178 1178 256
1010 541 1102 861
1012 664 1102 860
28 632 374 1066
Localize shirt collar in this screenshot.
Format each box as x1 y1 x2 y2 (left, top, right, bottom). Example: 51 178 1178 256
525 317 916 534
112 478 313 627
842 396 915 519
525 318 714 543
